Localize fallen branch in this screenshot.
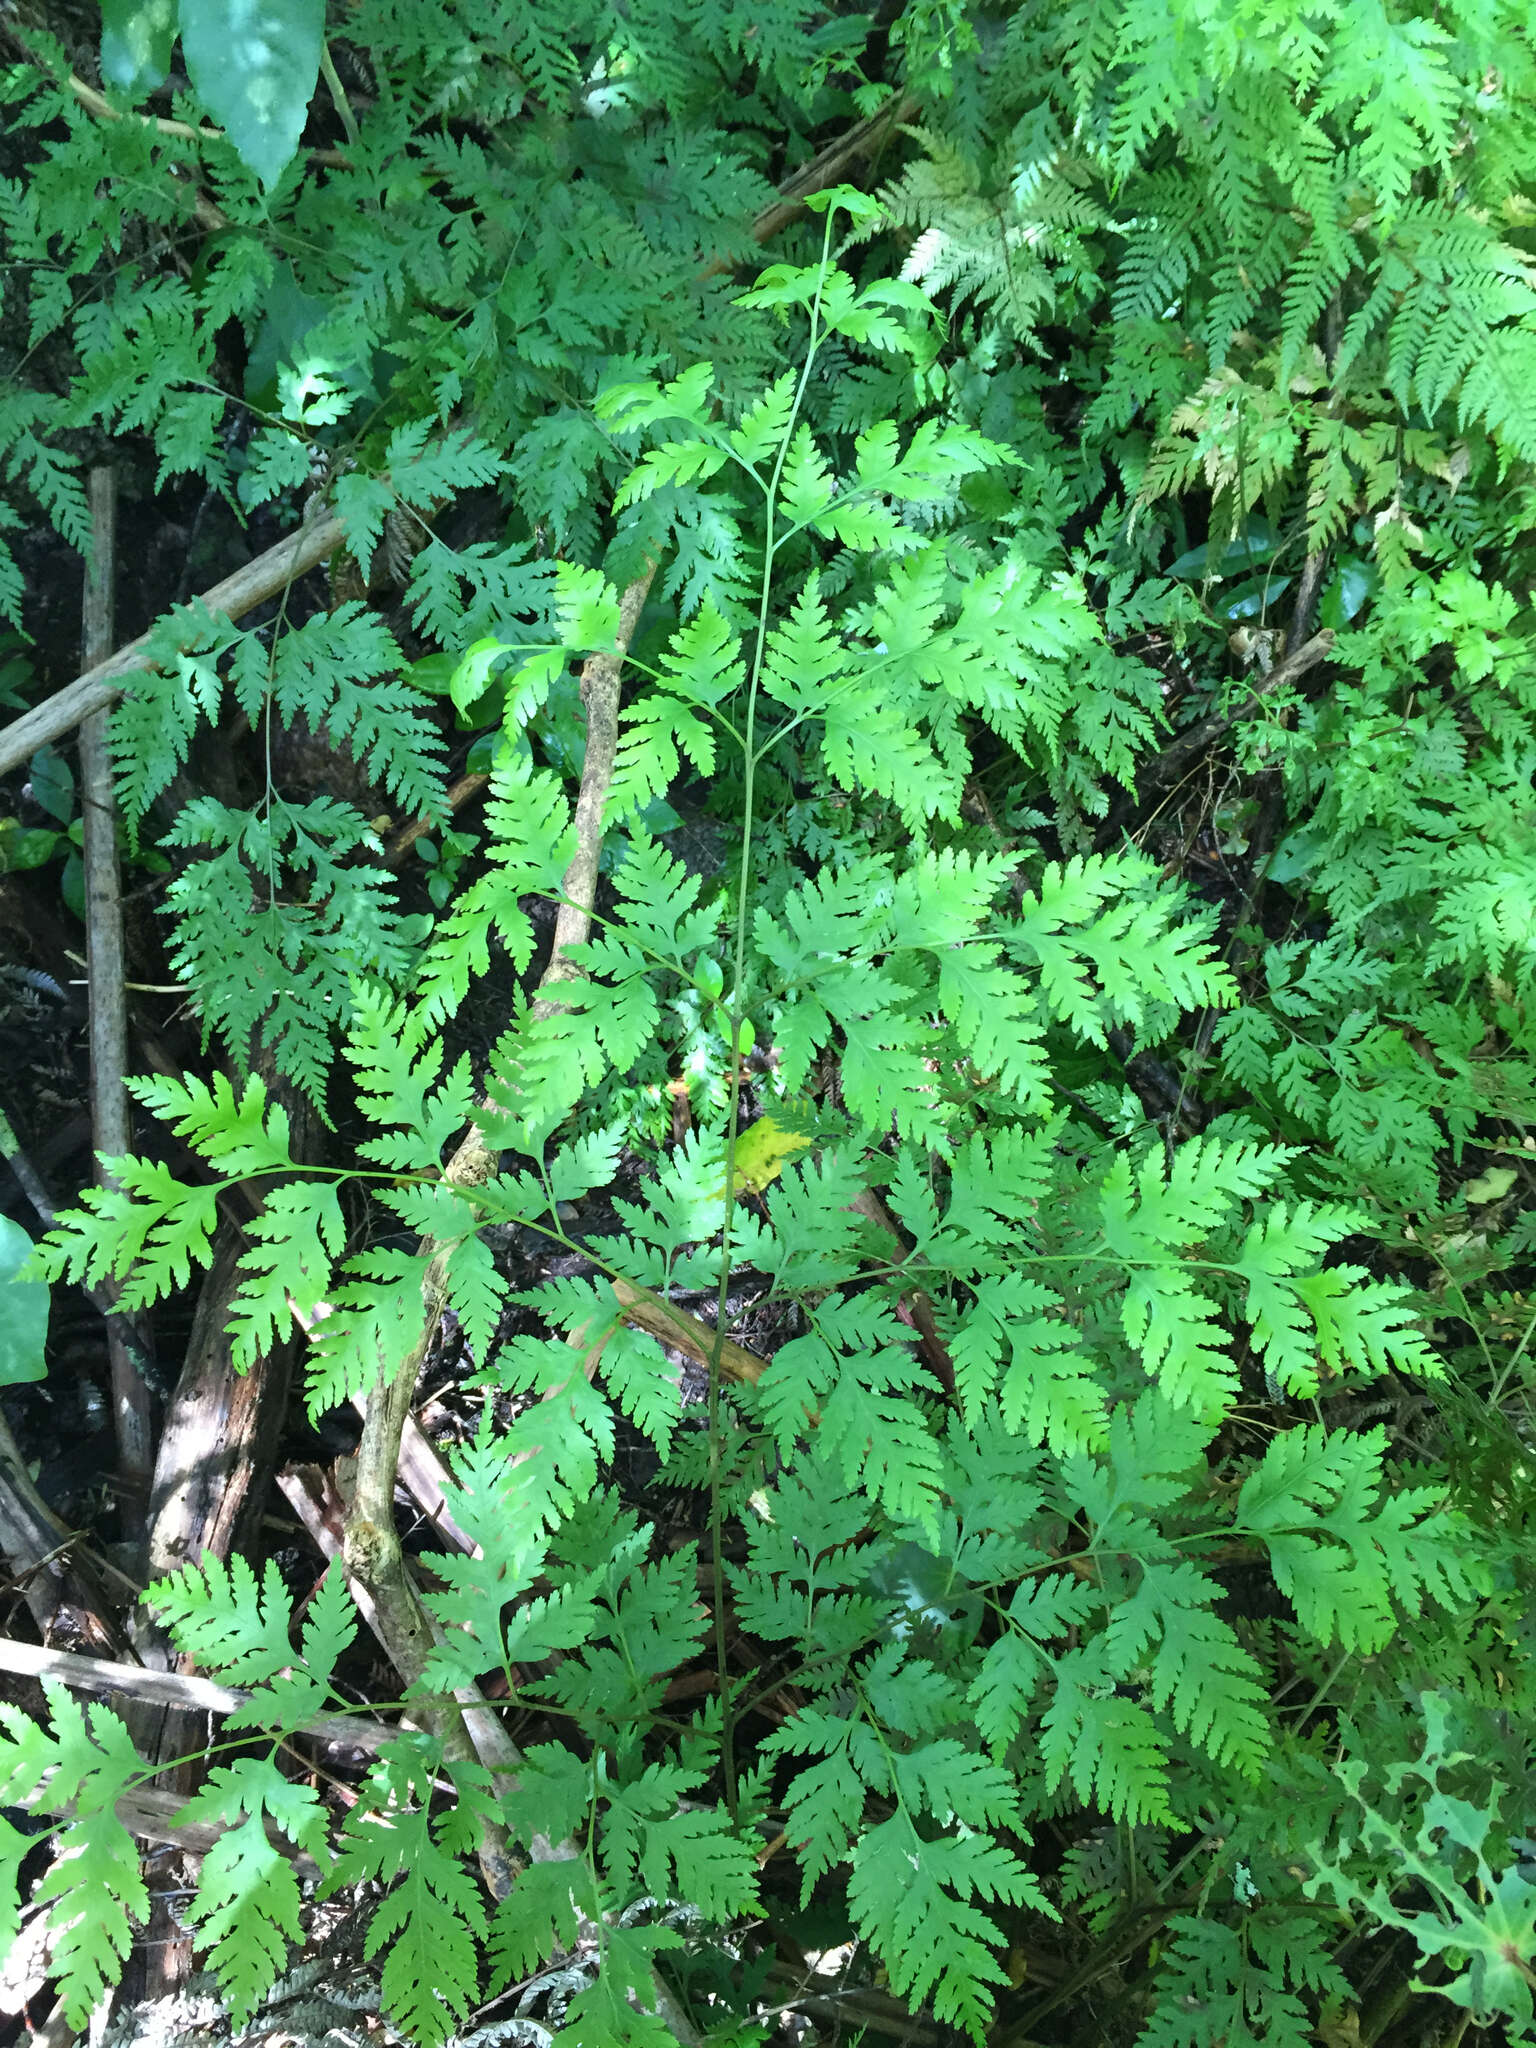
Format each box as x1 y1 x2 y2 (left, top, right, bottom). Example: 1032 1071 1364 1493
610 1277 764 1386
385 769 490 868
534 566 658 1008
343 1398 477 1552
0 511 344 776
0 1633 393 1751
340 563 706 2042
347 558 660 1585
283 1465 533 1897
108 1783 326 1878
132 1073 316 1993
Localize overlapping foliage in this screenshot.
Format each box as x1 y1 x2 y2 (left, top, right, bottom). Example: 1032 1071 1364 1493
3 0 1536 2043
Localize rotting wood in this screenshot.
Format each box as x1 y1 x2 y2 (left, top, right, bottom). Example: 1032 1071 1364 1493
144 1225 298 1587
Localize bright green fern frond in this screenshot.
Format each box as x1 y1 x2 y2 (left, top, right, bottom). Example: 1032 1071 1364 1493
0 1684 149 2025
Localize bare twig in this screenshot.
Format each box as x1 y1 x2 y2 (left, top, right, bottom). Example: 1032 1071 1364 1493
0 1113 148 1342
60 70 222 143
0 1115 61 1233
385 769 490 868
284 1468 524 1798
62 65 352 167
338 565 709 2013
0 1633 393 1751
345 564 657 1667
702 93 920 277
770 1984 942 2047
79 466 155 1525
347 565 663 1586
535 566 658 1006
1129 628 1335 801
3 28 348 185
0 1411 122 1648
1288 549 1329 646
609 1277 765 1386
0 511 345 776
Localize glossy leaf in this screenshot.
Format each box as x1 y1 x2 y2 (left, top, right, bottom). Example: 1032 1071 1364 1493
179 0 324 190
0 1217 48 1386
99 0 177 98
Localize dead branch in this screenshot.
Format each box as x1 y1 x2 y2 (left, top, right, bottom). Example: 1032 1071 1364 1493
702 92 920 277
1130 628 1335 801
347 561 659 1586
609 1277 765 1386
78 466 154 1527
342 564 661 1919
0 1409 122 1650
385 769 490 869
1288 550 1329 646
534 565 658 1006
0 1633 393 1751
343 1399 477 1552
108 1784 325 1879
129 1072 315 1994
0 511 345 776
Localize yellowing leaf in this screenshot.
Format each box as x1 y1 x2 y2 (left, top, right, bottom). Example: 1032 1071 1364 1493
719 1109 815 1196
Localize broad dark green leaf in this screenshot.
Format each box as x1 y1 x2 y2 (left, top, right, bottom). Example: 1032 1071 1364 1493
179 0 324 190
1217 572 1291 621
0 821 60 872
99 0 177 98
1319 556 1379 628
1168 522 1277 579
27 743 74 824
0 1218 49 1386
